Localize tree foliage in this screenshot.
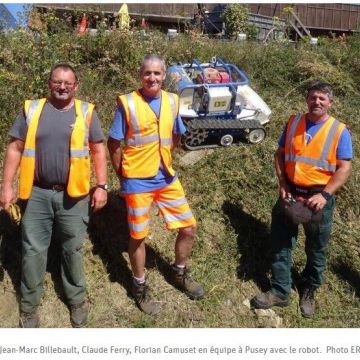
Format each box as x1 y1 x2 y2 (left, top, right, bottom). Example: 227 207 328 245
222 4 251 38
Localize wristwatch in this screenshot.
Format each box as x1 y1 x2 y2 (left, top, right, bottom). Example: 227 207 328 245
321 191 332 201
96 184 108 191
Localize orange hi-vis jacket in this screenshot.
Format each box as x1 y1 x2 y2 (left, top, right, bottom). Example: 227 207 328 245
118 90 179 178
19 98 95 199
284 113 346 187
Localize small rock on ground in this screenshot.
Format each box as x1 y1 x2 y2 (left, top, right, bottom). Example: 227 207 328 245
242 299 251 309
179 149 214 166
254 308 276 317
254 308 283 328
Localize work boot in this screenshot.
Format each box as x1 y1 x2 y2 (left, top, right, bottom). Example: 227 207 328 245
171 265 204 300
251 291 289 309
131 280 161 316
300 286 316 318
70 301 89 328
19 311 39 328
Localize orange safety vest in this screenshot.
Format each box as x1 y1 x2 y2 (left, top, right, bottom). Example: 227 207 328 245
19 98 94 199
118 90 179 178
284 113 345 187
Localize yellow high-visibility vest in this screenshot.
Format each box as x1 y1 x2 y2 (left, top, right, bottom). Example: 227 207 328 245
118 90 179 178
19 98 94 199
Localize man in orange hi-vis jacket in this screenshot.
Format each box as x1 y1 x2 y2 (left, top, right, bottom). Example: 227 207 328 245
107 54 204 315
252 81 352 318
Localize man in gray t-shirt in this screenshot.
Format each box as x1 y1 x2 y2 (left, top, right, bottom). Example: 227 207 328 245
10 102 104 185
0 63 108 328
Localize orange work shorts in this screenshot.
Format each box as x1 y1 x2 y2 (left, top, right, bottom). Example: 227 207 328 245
124 179 196 240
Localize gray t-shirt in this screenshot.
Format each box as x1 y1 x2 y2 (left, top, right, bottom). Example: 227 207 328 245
9 102 104 185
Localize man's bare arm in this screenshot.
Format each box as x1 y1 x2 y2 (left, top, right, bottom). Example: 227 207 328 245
274 147 291 200
0 138 24 209
172 134 182 151
324 159 352 195
89 141 108 211
107 137 122 180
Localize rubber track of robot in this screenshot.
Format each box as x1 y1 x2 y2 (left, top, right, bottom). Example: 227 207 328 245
182 118 265 150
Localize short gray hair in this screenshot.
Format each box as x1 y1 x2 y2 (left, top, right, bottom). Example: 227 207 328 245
306 81 334 100
140 54 166 74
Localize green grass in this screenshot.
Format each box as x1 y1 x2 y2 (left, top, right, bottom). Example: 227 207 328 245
1 27 360 327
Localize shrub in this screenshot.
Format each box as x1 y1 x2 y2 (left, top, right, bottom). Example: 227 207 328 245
222 4 250 38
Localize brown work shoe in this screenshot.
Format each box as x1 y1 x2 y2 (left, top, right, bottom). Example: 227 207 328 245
131 281 161 316
251 291 289 309
300 286 316 318
171 265 204 300
70 301 89 328
19 310 39 328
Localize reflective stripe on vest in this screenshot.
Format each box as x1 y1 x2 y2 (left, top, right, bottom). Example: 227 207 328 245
284 155 337 172
160 138 173 146
321 119 342 162
124 93 142 146
25 99 43 126
23 149 36 157
70 149 90 158
125 133 159 146
19 98 93 199
168 92 177 119
80 100 91 151
23 98 47 160
287 114 302 155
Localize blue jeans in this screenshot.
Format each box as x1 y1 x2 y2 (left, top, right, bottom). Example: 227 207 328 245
270 196 335 298
20 186 89 312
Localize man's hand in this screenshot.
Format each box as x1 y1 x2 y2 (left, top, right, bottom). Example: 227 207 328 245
0 186 16 211
91 187 107 212
305 159 352 213
279 181 291 202
305 193 327 213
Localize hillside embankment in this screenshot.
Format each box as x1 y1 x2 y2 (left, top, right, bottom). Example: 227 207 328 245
0 28 359 327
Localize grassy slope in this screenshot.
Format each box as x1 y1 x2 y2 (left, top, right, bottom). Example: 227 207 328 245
0 29 360 327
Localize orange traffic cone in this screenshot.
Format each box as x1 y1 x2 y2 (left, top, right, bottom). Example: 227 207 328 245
141 18 146 29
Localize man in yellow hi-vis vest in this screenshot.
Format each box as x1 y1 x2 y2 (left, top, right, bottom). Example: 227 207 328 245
108 54 204 315
0 64 108 328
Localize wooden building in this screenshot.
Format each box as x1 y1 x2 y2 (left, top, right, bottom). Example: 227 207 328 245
248 3 360 37
33 3 360 38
